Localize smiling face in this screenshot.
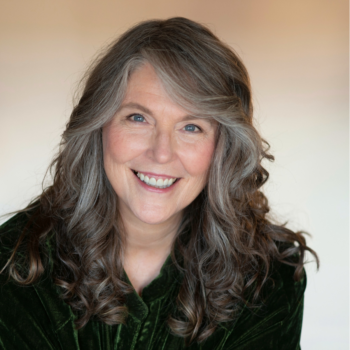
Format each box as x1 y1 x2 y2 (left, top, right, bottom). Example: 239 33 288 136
102 62 217 227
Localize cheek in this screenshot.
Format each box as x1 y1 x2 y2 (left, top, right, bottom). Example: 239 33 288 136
180 141 215 179
103 126 146 166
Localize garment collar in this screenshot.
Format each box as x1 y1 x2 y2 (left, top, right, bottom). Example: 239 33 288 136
122 247 184 322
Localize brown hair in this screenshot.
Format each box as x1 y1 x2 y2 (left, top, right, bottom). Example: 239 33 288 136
1 17 318 346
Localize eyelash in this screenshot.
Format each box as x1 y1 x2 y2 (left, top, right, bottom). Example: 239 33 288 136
127 114 202 133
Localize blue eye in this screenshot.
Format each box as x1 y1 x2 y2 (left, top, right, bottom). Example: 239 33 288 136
129 114 145 122
184 124 201 133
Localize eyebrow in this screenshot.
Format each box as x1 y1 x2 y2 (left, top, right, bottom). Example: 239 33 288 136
118 102 214 124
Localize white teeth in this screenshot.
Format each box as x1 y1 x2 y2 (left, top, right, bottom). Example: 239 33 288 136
136 171 177 189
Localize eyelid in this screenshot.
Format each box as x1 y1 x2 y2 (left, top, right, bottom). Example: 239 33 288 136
127 113 202 133
184 124 202 133
127 113 146 122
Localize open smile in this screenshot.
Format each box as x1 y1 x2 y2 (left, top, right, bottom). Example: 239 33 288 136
131 169 181 192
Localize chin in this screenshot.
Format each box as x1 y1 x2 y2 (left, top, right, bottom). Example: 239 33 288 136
134 208 176 225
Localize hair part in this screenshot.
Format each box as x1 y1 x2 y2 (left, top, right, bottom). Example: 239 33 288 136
1 17 318 346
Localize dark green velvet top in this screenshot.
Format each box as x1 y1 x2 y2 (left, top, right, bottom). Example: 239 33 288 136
0 212 306 349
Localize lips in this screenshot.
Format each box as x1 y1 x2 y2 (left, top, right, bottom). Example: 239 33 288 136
131 169 180 181
131 168 181 192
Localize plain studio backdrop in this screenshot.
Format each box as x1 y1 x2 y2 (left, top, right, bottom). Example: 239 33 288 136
0 1 348 348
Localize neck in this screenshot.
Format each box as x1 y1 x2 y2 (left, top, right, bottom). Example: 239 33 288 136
118 202 183 295
119 204 183 257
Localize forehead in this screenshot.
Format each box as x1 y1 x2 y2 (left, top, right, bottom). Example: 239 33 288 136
124 62 177 105
120 62 217 127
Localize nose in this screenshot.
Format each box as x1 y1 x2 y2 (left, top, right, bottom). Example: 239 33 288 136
146 128 176 164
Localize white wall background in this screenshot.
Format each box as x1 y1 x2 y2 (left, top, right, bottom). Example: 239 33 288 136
0 0 348 348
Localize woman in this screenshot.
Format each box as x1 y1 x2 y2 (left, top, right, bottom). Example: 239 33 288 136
0 17 318 349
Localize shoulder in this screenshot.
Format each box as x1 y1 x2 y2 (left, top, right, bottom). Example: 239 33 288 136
0 211 32 258
0 206 56 265
246 258 306 325
259 255 307 311
216 260 306 350
270 259 307 310
0 211 76 349
0 208 47 269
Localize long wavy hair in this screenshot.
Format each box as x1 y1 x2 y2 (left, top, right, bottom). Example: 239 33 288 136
2 17 318 346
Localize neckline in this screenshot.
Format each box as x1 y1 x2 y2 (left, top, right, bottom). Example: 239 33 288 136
122 249 184 321
44 222 186 323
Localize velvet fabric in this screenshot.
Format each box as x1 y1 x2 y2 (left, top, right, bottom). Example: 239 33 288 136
0 213 306 349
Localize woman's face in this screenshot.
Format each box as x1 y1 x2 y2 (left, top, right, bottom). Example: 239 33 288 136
103 62 217 226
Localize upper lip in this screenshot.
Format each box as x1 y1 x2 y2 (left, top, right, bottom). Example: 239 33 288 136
132 169 180 180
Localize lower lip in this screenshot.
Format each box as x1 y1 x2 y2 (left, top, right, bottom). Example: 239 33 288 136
131 169 181 193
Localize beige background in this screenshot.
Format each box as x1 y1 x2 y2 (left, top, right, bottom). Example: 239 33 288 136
0 0 348 348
